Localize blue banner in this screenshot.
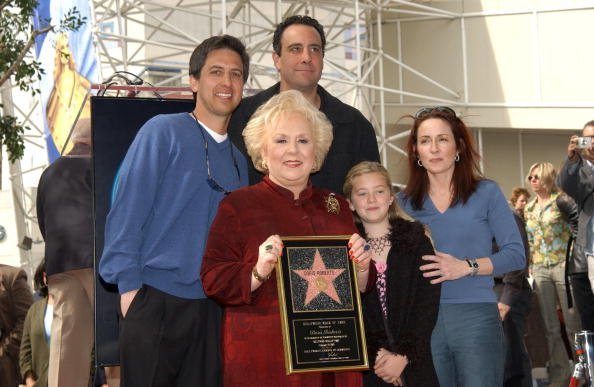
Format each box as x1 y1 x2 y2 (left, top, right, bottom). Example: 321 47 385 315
33 0 98 161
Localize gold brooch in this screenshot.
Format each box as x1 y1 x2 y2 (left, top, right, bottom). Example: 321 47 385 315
325 193 340 215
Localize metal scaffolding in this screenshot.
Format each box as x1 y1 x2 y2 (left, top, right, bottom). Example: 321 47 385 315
88 0 468 167
5 0 594 271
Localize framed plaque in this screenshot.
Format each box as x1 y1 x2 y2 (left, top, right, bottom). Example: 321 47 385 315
276 236 369 374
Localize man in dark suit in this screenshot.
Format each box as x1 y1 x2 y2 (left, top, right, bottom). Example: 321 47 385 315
228 15 380 193
0 264 33 386
557 120 594 331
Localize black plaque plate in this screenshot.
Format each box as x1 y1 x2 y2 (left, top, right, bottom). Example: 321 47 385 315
276 236 368 374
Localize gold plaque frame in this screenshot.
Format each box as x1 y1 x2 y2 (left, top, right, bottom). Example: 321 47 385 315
276 236 369 374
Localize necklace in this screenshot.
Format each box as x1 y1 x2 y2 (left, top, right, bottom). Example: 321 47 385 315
366 232 391 255
190 112 240 193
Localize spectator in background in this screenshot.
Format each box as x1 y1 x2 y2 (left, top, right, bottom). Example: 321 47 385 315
36 116 94 387
524 162 581 387
510 187 531 221
492 188 533 387
585 218 594 276
0 264 33 387
228 15 379 193
557 120 594 331
19 259 52 387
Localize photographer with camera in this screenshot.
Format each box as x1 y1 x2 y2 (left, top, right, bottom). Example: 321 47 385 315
557 120 594 331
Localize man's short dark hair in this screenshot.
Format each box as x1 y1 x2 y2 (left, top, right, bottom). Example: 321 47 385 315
189 35 250 82
272 15 326 56
584 120 594 129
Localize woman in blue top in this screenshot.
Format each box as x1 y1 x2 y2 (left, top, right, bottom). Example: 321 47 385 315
397 107 525 387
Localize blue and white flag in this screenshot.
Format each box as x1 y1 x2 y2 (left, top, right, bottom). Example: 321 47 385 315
32 0 99 161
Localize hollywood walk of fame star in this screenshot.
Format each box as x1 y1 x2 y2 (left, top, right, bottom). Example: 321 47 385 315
293 249 345 306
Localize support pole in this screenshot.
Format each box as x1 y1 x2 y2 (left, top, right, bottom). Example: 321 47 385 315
1 80 32 272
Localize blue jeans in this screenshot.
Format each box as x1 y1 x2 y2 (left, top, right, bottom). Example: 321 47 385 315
431 303 505 387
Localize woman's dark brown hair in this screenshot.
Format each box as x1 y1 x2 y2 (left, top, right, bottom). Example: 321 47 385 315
34 258 48 298
403 109 483 210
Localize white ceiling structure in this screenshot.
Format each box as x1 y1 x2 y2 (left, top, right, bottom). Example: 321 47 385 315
5 0 594 272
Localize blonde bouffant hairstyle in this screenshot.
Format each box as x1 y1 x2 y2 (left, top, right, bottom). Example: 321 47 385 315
242 90 333 173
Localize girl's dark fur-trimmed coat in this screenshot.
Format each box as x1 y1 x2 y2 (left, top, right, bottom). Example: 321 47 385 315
361 218 441 387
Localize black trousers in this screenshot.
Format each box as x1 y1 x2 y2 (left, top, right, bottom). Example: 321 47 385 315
502 291 533 387
118 285 222 387
569 273 594 331
494 282 533 387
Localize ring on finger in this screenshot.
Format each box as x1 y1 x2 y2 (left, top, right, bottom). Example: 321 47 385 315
265 244 273 252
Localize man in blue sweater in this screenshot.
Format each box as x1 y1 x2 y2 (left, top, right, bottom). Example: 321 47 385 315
99 35 249 386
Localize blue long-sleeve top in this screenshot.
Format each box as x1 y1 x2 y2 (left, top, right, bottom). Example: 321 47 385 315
99 112 248 299
398 179 525 304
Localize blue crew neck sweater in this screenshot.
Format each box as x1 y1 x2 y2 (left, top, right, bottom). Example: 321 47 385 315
398 179 525 303
99 112 248 299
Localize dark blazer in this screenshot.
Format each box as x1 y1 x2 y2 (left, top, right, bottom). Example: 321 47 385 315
361 219 441 387
228 82 380 193
495 211 531 308
558 155 594 272
19 298 50 387
36 151 93 275
0 265 33 387
493 212 532 381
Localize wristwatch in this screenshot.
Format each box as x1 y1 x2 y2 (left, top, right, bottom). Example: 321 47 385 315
465 258 479 276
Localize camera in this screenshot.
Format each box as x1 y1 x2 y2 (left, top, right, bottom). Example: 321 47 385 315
576 136 593 149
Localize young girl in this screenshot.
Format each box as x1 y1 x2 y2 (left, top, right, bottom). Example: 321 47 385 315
344 161 441 386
